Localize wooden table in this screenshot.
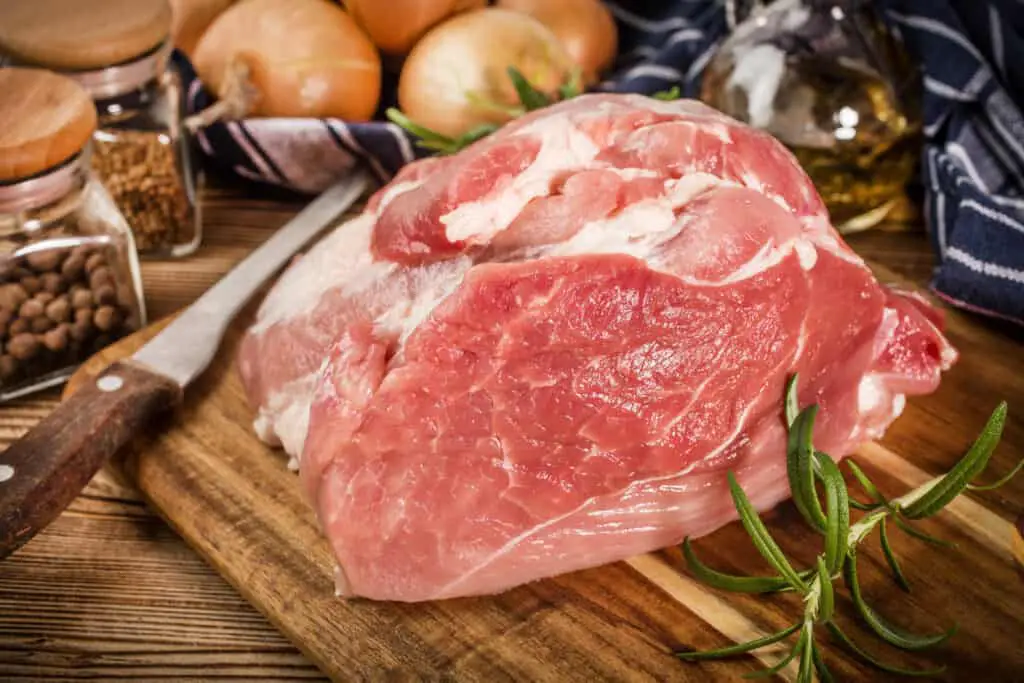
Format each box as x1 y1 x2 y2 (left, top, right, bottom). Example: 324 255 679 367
0 182 1017 680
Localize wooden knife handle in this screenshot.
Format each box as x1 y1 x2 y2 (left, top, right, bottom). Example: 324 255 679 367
0 360 182 559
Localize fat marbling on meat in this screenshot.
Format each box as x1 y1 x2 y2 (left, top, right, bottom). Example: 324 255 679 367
237 94 957 602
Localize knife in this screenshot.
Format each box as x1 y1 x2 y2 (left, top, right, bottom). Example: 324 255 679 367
0 170 371 559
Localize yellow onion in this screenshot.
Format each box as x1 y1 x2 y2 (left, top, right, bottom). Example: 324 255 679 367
344 0 485 55
168 0 235 58
193 0 381 121
497 0 618 85
398 8 574 139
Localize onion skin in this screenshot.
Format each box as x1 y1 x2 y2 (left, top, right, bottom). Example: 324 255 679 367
398 8 574 139
497 0 618 85
345 0 485 55
193 0 381 121
169 0 235 58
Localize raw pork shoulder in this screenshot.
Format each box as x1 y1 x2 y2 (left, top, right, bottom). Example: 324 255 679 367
238 94 956 602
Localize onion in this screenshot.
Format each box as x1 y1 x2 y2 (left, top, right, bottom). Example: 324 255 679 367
169 0 235 58
192 0 381 122
497 0 618 85
344 0 485 56
398 8 574 139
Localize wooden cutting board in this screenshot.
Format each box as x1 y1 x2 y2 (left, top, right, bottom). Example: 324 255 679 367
63 264 1024 682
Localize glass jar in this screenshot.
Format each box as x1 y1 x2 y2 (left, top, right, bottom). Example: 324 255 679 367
0 0 204 258
701 0 923 232
0 68 147 401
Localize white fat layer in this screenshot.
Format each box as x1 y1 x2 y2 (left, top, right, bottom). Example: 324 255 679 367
441 117 601 244
857 375 885 414
607 167 662 181
855 374 908 440
701 239 818 285
254 369 320 462
794 240 818 270
249 176 431 336
251 213 394 335
541 173 721 260
372 256 474 343
545 201 679 260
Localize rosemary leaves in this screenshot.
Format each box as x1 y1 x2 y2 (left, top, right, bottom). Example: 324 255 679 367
678 375 1020 682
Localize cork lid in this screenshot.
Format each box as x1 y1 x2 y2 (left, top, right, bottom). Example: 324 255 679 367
0 0 172 71
0 69 98 182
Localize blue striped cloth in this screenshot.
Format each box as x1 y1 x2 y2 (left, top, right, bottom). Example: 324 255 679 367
880 0 1024 325
182 0 1024 326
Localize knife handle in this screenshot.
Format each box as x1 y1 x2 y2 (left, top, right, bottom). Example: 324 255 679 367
0 360 182 559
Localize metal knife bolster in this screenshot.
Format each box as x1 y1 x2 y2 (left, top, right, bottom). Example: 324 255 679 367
0 170 371 560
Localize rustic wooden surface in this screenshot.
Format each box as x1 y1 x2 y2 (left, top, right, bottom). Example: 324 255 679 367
0 180 1021 681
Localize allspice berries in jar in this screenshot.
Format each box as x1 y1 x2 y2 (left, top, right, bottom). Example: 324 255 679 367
0 0 204 258
0 68 147 401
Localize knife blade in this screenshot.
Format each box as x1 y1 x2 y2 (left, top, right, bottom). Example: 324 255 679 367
0 170 371 559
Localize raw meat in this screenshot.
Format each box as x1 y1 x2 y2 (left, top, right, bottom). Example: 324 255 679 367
238 94 956 602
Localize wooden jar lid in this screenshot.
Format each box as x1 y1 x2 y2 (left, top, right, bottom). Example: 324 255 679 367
0 68 98 182
0 0 172 71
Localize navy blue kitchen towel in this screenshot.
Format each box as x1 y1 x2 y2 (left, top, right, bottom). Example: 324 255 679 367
182 0 1024 326
880 0 1024 325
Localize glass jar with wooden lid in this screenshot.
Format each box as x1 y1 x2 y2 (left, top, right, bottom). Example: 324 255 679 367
0 68 147 401
0 0 204 258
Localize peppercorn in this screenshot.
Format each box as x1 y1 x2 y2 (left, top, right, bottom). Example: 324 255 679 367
45 297 70 323
42 324 70 353
21 275 41 295
0 241 138 392
7 333 39 360
40 272 64 294
18 299 43 319
71 287 93 309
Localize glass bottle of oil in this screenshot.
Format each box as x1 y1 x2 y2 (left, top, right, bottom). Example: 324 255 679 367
701 0 922 232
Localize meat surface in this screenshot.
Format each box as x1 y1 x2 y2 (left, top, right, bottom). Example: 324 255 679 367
238 94 957 602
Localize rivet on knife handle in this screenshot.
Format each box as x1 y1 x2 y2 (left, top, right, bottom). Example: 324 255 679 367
0 360 182 559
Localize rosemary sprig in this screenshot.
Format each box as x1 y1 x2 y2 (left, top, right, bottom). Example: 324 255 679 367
677 375 1020 681
652 85 682 100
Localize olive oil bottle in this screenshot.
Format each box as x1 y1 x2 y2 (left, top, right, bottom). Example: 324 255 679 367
701 0 922 232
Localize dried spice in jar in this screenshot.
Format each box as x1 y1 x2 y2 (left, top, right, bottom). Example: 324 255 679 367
92 130 195 253
0 0 204 258
0 68 146 400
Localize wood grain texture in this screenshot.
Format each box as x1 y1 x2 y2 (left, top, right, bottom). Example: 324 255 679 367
0 0 171 71
0 68 97 182
0 360 181 558
0 183 1020 681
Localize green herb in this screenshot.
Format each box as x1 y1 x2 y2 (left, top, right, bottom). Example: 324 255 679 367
652 85 682 100
677 375 1019 682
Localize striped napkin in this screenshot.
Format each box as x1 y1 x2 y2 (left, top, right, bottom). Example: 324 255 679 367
881 0 1024 326
182 0 1024 326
